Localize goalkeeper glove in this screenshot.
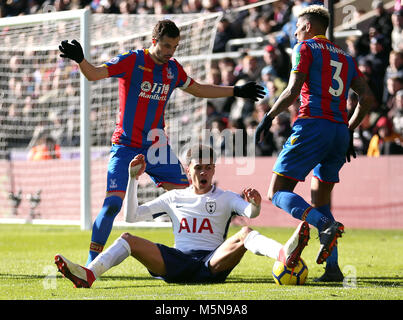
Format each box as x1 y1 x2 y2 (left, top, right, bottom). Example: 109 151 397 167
59 39 84 63
346 129 356 162
254 113 272 145
234 81 265 101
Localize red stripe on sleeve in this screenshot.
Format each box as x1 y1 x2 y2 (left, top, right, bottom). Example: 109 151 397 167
337 52 349 124
320 42 333 119
131 54 154 147
105 52 134 77
296 42 312 74
111 54 136 144
296 42 313 118
150 66 168 139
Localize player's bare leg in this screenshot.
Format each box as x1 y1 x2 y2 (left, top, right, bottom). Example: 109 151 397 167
310 177 334 208
208 226 251 274
160 182 188 191
267 173 298 200
120 232 167 276
56 232 167 288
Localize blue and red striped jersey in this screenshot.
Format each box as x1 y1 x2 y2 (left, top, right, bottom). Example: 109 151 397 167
102 49 194 148
291 35 363 124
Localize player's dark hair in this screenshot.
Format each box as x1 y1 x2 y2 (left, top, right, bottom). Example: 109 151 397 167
185 145 217 166
304 13 329 30
152 20 180 41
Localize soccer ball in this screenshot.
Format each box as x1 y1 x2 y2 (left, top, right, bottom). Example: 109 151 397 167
272 258 308 285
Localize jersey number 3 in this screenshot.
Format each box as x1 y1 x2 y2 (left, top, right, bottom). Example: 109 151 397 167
329 60 344 97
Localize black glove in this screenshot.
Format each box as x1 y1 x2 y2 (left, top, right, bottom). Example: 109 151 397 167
346 129 356 162
254 113 273 145
59 39 84 63
234 81 265 101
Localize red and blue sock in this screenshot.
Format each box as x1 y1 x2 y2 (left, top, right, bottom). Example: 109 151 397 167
86 195 123 266
272 191 330 232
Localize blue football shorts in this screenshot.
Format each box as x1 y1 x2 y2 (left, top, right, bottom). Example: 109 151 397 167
272 118 350 183
106 143 189 192
149 244 232 283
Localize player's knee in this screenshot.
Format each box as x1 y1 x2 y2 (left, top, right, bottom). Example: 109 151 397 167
239 226 254 244
118 233 135 255
240 226 253 234
120 232 133 241
267 189 276 202
270 190 281 205
160 182 187 191
103 195 123 217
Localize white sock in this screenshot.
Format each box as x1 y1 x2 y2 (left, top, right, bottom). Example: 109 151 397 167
243 230 283 260
87 237 131 279
124 178 138 223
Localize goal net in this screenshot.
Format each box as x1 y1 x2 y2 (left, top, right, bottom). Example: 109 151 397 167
0 9 222 228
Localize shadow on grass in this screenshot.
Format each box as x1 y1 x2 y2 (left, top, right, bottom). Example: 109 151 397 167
0 273 46 280
1 273 401 289
306 276 403 288
226 276 273 284
356 277 403 288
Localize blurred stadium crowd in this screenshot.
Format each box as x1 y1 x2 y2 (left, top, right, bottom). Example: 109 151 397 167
1 0 403 158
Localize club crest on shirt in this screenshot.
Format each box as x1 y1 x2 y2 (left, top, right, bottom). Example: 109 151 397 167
108 56 120 65
141 81 152 92
166 67 174 79
205 201 216 214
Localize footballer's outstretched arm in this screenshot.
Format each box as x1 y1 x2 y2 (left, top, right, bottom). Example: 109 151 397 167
78 60 109 82
184 80 265 101
242 188 262 218
267 71 306 120
124 178 153 223
124 155 169 223
183 80 234 98
59 40 108 81
124 178 171 223
255 72 305 144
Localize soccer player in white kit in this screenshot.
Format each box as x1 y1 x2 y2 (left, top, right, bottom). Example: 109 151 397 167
55 145 310 287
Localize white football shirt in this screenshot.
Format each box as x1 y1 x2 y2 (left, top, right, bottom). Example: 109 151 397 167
135 185 252 252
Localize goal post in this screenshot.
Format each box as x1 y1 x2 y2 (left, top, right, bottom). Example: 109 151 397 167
79 9 92 231
0 9 222 229
0 9 92 230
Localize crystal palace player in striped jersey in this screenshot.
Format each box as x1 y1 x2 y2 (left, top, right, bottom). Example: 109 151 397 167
59 20 265 267
255 5 375 282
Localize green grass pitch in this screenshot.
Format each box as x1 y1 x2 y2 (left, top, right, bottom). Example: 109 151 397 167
0 224 402 300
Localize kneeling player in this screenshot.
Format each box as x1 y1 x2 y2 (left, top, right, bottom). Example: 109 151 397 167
55 145 310 287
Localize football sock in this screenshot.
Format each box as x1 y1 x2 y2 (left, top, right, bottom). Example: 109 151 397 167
87 237 131 279
86 195 123 266
272 191 330 231
123 177 138 223
244 230 283 260
316 204 338 268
